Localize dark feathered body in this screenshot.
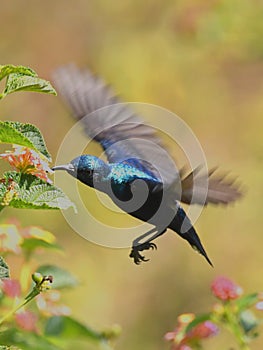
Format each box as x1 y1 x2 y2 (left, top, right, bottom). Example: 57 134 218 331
70 155 212 264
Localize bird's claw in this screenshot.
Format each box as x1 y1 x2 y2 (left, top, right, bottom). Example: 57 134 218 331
129 250 149 265
148 242 157 250
129 242 157 265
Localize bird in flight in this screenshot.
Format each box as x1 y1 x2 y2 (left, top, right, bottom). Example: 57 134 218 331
52 64 242 265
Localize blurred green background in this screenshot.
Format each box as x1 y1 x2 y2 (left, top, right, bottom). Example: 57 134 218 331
1 0 263 349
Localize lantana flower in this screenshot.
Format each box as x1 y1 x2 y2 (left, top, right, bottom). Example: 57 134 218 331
165 313 218 350
0 146 52 183
211 276 243 301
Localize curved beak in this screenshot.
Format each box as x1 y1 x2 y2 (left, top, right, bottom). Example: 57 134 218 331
52 163 76 176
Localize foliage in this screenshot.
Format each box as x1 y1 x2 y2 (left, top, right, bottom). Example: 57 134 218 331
0 64 118 349
0 222 119 350
165 276 263 350
0 64 75 212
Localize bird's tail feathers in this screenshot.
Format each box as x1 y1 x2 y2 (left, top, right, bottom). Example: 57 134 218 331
179 166 242 206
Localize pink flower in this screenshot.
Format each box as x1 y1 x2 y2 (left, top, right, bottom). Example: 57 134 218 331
211 276 243 301
1 279 21 298
164 313 218 350
15 310 38 332
189 321 219 339
0 146 52 183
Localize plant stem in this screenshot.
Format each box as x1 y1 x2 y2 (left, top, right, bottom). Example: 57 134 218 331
224 302 250 350
0 286 40 325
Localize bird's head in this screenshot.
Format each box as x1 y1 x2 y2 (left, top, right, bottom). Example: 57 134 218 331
52 155 110 187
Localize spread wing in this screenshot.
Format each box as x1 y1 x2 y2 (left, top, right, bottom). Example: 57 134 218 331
52 64 178 187
53 64 242 205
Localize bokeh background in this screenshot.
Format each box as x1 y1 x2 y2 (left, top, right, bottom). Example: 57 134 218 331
1 0 263 349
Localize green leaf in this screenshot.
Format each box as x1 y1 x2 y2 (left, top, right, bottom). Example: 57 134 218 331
0 122 36 152
0 257 9 279
4 73 56 96
21 238 61 253
0 65 36 81
0 172 76 212
0 121 51 161
45 316 103 341
37 265 78 289
14 184 75 210
0 64 56 99
0 328 59 350
236 293 259 311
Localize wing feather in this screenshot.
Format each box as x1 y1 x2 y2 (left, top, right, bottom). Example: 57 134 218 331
53 64 243 205
53 64 178 186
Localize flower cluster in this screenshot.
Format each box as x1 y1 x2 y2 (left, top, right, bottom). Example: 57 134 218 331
211 276 243 301
0 146 52 183
165 276 263 350
0 178 19 206
0 222 70 333
165 313 218 350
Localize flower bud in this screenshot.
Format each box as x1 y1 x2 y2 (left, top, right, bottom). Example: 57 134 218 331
32 272 43 285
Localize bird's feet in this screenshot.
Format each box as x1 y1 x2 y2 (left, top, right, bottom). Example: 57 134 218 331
129 242 157 265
